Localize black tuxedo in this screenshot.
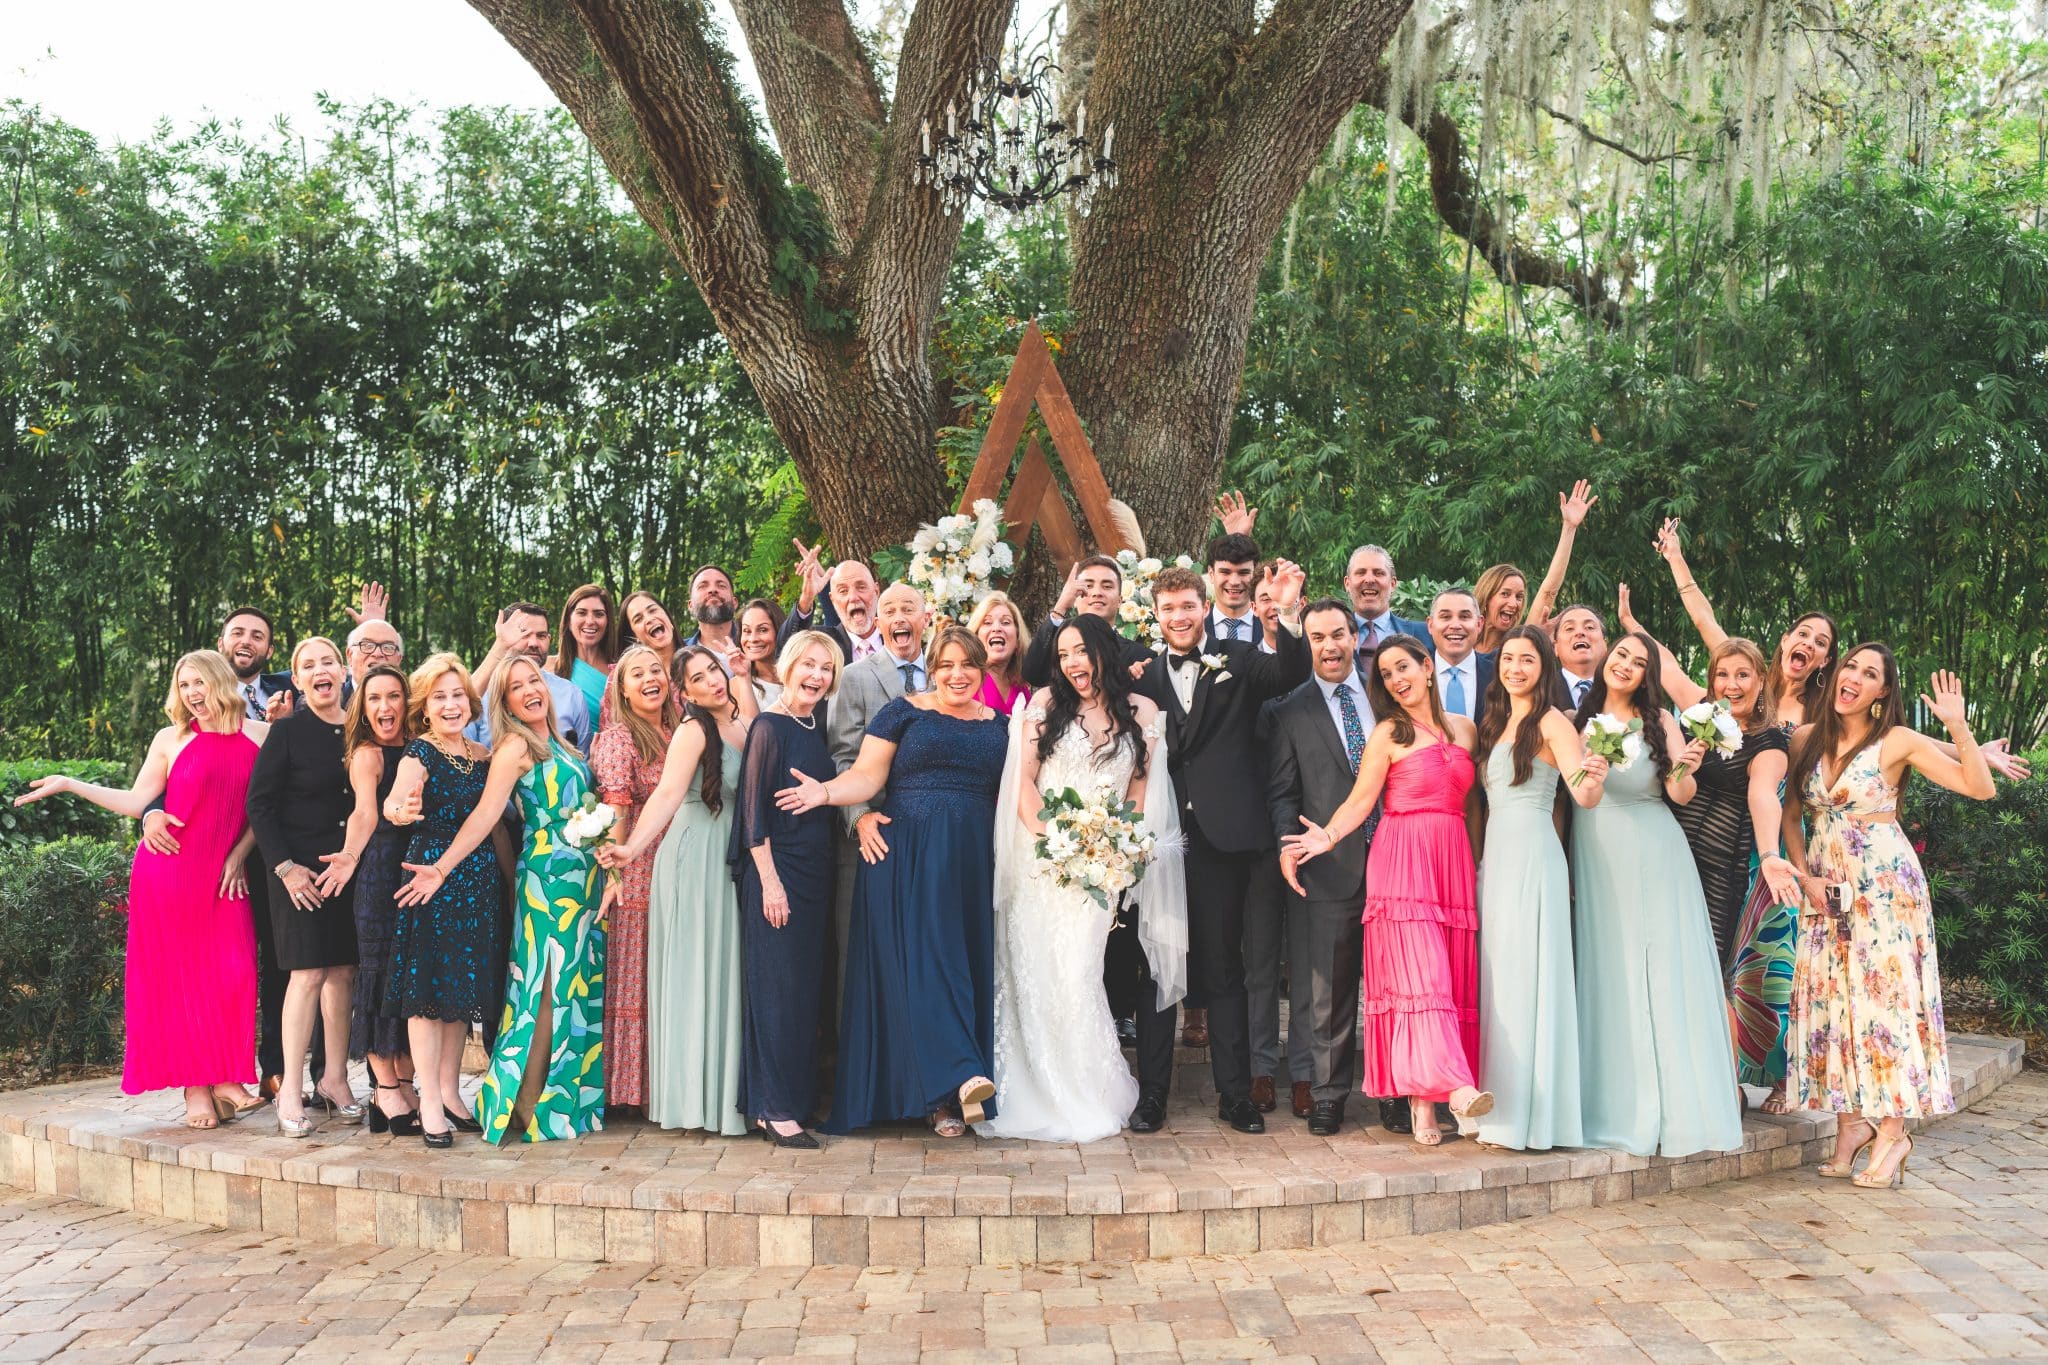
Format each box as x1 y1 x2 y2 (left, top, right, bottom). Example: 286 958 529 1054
1019 612 1153 689
1127 627 1310 1104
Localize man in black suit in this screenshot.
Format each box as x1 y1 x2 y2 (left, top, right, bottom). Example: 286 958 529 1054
1426 587 1497 727
1129 561 1309 1134
1020 554 1151 687
1265 600 1381 1135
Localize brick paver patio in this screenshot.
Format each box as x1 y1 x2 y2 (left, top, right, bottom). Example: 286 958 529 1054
3 1067 2043 1361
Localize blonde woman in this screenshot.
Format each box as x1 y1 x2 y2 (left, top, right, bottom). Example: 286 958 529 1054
968 591 1033 715
397 655 604 1144
14 650 268 1129
246 636 365 1136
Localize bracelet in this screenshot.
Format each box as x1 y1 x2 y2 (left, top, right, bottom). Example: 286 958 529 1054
1676 580 1699 593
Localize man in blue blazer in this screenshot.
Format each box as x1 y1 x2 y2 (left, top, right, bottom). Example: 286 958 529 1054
1426 587 1497 727
1344 545 1431 675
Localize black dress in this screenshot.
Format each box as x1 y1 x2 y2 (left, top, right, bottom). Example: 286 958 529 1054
348 742 409 1059
732 711 835 1125
246 707 358 971
1670 724 1789 967
382 739 504 1025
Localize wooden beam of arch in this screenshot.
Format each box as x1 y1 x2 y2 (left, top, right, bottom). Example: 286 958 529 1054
958 320 1132 572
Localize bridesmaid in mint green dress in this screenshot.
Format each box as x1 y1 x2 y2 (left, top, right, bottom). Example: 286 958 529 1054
1473 628 1607 1151
401 656 606 1146
1569 632 1743 1158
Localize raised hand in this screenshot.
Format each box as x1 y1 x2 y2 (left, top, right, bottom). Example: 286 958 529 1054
12 774 72 807
1215 490 1258 536
775 766 830 814
142 809 185 855
1983 738 2032 782
345 581 390 625
1653 515 1682 560
791 539 827 612
264 690 295 722
1616 582 1642 637
1264 558 1306 612
493 606 519 651
1920 670 1969 732
394 861 446 907
1559 479 1597 529
1054 559 1084 615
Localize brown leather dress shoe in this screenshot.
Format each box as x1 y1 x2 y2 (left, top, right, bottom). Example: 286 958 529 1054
1250 1076 1276 1112
1180 1008 1209 1048
1291 1081 1313 1119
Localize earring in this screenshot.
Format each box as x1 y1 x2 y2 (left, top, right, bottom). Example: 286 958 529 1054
1869 700 1883 719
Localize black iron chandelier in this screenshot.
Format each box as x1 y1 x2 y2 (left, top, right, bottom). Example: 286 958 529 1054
915 55 1117 216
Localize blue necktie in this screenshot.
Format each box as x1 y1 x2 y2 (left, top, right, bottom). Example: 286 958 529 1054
1444 666 1466 718
1227 617 1244 642
899 662 923 693
1335 685 1366 773
1573 678 1591 708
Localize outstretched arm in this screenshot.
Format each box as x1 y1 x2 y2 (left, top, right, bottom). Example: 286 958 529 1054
1616 583 1706 708
776 736 899 814
1653 517 1728 651
13 728 174 819
1891 671 1995 800
1528 479 1596 627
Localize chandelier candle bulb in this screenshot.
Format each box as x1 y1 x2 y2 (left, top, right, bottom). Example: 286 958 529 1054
921 119 931 156
947 101 957 136
1076 100 1086 139
1102 123 1114 158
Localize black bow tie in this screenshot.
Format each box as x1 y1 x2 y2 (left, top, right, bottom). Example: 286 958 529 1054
1167 652 1198 671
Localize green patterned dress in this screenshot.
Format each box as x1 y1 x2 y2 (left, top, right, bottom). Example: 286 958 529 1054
475 741 607 1144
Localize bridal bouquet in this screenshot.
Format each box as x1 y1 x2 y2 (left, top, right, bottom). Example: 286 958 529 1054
1571 712 1643 787
1034 785 1159 909
1113 549 1195 648
1670 698 1743 779
904 498 1013 618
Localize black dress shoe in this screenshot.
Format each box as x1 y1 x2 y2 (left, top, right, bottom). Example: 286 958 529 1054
1128 1094 1168 1133
1115 1016 1138 1046
1378 1097 1412 1134
1218 1098 1266 1134
445 1105 484 1134
1306 1101 1345 1137
756 1121 820 1150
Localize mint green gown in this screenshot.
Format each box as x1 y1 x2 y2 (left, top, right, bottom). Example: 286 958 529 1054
1570 747 1743 1158
476 741 607 1144
1475 744 1583 1151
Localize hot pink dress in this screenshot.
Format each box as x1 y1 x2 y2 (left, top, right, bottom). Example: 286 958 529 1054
977 674 1031 716
1360 738 1479 1102
124 728 259 1094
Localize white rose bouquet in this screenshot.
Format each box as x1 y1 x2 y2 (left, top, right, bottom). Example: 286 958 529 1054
1112 548 1195 649
1671 699 1743 780
1572 712 1643 787
905 498 1013 618
561 793 619 849
1034 785 1159 910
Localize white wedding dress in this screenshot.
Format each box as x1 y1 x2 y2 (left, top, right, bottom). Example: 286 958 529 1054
977 700 1186 1143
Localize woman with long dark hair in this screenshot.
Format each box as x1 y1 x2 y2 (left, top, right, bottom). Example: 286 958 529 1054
1283 634 1491 1147
552 584 621 720
1568 631 1742 1157
1780 645 1996 1188
341 664 419 1135
736 597 786 706
596 645 756 1133
1470 627 1606 1151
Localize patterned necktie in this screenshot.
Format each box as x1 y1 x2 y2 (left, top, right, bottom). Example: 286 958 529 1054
1573 678 1591 707
899 661 922 693
1335 684 1367 773
1226 617 1244 642
243 681 261 718
1444 666 1466 718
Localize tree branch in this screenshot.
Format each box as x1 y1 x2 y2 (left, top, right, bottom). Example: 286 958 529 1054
1531 103 1694 166
727 0 887 249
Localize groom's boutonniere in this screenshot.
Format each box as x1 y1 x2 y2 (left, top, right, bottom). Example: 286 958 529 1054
1199 652 1231 682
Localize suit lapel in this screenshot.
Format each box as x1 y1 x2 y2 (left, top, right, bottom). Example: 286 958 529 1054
1309 689 1352 775
1182 654 1215 744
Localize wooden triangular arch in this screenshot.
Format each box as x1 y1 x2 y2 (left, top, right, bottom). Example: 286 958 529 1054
958 321 1132 570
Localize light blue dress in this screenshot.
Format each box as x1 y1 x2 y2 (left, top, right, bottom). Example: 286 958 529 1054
1571 742 1743 1157
1476 744 1583 1151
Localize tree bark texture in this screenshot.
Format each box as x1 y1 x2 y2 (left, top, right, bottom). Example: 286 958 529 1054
469 0 1603 565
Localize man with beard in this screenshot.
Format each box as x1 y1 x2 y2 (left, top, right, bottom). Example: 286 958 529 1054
781 540 882 663
683 564 739 665
1554 604 1609 711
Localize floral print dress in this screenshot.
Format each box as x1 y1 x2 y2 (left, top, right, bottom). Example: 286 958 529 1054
589 722 666 1107
1790 742 1953 1119
476 741 608 1143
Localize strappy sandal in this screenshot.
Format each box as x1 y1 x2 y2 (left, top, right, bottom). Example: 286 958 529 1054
1818 1115 1875 1178
958 1076 995 1125
1760 1086 1791 1115
929 1111 967 1138
1852 1133 1912 1189
1449 1088 1494 1121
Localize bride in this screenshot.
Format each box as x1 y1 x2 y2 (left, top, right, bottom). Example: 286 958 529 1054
978 614 1186 1143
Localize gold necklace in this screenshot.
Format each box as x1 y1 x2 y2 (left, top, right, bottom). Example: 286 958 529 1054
428 734 479 775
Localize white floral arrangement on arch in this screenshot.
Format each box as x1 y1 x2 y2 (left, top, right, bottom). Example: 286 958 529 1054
905 498 1014 618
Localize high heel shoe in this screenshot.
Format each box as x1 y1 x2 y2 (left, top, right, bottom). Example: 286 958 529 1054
1818 1116 1876 1178
755 1120 819 1150
277 1109 317 1139
309 1088 366 1124
367 1084 422 1137
958 1076 995 1126
1852 1133 1912 1189
444 1105 483 1134
209 1090 264 1124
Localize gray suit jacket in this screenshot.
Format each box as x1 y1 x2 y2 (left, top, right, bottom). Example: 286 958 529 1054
1265 677 1372 903
826 649 912 830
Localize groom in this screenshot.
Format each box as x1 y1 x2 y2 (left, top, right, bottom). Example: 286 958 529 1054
1131 561 1309 1133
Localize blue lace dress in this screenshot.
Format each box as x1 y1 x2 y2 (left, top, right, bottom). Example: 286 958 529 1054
382 740 503 1026
826 698 1009 1133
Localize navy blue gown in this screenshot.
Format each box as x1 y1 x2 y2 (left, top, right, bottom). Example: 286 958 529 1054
733 711 836 1126
826 698 1008 1134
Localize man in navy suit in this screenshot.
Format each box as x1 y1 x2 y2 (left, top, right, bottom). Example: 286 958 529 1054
1345 545 1431 673
1427 587 1497 727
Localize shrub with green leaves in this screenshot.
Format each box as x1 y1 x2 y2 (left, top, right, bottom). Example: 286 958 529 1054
0 837 129 1077
0 762 130 850
1914 761 2048 1034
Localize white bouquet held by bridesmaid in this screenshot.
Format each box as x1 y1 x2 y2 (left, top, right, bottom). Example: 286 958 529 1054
1113 549 1195 648
561 793 619 848
1572 713 1643 787
1670 699 1743 780
1033 785 1160 909
905 498 1014 617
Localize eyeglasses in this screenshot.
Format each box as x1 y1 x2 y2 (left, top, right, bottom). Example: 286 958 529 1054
353 640 403 659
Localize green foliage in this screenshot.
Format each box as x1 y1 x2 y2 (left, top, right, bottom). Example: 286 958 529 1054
1 100 783 759
0 837 128 1076
1915 760 2048 1032
0 762 130 849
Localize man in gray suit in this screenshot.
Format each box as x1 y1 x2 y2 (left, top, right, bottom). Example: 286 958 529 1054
1265 598 1377 1136
824 583 931 998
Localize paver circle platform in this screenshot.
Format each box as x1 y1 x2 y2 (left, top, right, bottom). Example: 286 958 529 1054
1 1036 2022 1268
